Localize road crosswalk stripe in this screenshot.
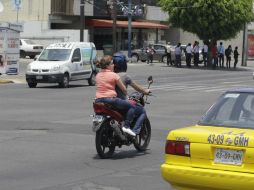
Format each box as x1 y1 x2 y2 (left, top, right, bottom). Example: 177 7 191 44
151 83 251 93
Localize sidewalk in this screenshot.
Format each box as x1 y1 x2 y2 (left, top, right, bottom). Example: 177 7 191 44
0 73 25 84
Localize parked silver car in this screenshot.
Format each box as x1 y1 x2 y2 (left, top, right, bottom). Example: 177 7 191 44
131 44 168 63
131 44 203 64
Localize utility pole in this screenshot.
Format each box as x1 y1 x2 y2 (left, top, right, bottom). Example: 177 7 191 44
80 0 85 42
127 0 132 58
112 0 117 53
242 23 248 66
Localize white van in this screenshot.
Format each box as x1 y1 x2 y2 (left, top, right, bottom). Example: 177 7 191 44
26 42 97 88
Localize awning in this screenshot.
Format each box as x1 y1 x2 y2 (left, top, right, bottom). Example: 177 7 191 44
85 19 169 29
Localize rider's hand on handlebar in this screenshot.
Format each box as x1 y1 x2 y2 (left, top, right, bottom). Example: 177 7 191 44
144 89 151 95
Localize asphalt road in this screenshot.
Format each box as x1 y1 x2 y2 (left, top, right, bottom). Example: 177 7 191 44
0 61 254 190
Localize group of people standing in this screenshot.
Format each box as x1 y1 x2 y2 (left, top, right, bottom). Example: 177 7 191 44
212 41 240 69
165 40 240 69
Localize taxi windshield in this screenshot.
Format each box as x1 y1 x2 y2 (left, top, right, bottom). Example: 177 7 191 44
199 92 254 129
38 49 71 61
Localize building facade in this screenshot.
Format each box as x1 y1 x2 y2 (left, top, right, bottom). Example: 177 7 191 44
0 0 169 50
0 0 250 60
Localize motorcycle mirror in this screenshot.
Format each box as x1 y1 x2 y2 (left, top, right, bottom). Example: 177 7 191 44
148 76 153 84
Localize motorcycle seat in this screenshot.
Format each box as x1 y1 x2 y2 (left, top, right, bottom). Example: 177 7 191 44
93 102 124 122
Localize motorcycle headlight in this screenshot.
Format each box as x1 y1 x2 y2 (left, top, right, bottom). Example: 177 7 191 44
50 65 60 72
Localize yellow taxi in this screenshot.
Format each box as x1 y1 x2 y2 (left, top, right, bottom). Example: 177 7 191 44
161 88 254 190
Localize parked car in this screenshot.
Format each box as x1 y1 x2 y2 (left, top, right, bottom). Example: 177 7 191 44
161 87 254 190
131 44 168 63
20 39 44 59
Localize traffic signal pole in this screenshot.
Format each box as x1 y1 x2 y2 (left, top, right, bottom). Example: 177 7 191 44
80 0 85 42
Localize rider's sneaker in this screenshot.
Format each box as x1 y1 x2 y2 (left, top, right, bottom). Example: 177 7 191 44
122 127 136 136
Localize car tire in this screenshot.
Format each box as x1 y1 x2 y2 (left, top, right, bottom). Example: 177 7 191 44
27 82 37 88
131 54 139 62
162 55 167 63
141 60 146 62
29 55 35 59
59 73 69 88
88 72 96 86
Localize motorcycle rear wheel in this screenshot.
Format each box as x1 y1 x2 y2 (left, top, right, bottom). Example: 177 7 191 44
134 118 151 151
95 123 115 159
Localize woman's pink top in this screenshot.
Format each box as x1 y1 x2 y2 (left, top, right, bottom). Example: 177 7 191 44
96 69 120 98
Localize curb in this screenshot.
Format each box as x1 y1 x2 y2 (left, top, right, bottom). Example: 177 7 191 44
0 79 14 84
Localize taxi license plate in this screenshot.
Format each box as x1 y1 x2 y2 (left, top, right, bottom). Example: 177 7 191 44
36 75 43 79
214 148 243 165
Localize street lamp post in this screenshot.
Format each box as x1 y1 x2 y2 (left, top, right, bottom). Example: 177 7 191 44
80 0 85 42
127 0 132 58
117 1 145 57
112 0 117 53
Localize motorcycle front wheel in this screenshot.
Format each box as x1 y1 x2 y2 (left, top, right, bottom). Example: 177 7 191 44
95 122 115 159
134 118 151 152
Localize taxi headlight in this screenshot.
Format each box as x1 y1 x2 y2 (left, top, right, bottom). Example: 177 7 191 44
50 65 60 72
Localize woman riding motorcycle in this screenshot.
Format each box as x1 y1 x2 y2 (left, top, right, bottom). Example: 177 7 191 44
113 52 150 134
95 55 136 136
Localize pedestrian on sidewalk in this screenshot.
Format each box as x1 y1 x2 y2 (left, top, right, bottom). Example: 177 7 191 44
193 41 199 67
146 45 156 65
166 42 172 66
185 43 192 67
218 42 225 68
175 43 182 68
225 45 233 69
202 41 209 67
233 46 240 69
211 41 218 69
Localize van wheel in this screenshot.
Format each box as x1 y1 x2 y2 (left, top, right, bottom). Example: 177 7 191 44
131 54 139 62
28 82 37 88
162 55 167 63
88 73 96 86
59 74 69 88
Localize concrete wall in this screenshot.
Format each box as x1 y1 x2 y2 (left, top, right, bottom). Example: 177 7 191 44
73 0 93 16
20 21 88 47
0 0 89 47
0 0 50 22
145 6 168 21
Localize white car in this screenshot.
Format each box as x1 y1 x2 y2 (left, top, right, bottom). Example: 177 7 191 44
20 39 44 59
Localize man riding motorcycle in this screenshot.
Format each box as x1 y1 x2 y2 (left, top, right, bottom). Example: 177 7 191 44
113 52 151 135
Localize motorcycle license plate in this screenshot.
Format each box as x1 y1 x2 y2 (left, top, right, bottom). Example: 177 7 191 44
214 148 243 166
92 115 104 132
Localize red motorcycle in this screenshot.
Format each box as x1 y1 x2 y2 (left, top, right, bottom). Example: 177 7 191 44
92 76 153 159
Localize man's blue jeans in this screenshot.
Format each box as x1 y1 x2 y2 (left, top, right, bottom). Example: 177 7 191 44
132 105 146 134
95 97 135 128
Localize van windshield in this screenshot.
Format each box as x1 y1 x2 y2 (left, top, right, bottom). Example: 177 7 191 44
38 49 71 61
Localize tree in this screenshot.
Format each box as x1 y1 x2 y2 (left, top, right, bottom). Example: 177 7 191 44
159 0 254 42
